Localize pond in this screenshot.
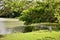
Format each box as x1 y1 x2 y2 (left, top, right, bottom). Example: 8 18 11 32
0 18 24 35
0 18 59 35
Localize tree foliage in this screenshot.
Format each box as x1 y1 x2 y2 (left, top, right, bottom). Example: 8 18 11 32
20 1 59 25
0 0 34 18
0 0 60 24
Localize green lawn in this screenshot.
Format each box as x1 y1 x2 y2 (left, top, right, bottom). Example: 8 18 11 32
0 30 60 40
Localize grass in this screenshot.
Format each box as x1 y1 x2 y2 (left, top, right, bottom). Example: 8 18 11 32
0 30 60 40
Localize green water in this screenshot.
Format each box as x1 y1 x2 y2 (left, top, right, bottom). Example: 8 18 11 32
0 18 24 28
5 21 24 28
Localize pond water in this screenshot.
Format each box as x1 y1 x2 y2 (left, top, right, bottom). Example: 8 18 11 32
0 18 58 35
0 18 24 35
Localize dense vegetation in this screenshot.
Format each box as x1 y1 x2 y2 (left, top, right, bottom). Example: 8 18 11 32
20 0 60 24
0 0 60 24
0 0 34 18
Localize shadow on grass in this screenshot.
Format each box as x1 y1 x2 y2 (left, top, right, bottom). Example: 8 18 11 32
0 35 4 38
37 36 55 40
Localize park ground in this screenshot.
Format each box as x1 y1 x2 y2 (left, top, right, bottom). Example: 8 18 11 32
0 30 60 40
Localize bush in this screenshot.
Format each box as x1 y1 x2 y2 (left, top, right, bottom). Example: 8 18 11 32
23 25 49 33
20 2 57 25
52 25 60 31
23 26 33 33
23 26 42 33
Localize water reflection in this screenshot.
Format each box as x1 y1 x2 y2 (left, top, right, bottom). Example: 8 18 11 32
0 18 12 35
0 18 24 35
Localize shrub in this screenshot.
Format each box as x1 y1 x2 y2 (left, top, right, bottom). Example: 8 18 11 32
23 26 33 33
20 2 57 25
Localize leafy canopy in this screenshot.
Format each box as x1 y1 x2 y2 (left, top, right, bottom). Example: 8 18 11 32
20 1 58 25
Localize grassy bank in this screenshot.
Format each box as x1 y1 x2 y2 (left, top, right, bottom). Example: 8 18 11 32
0 30 60 40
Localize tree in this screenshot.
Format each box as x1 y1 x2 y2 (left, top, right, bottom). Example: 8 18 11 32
54 1 60 24
20 1 57 25
0 0 34 18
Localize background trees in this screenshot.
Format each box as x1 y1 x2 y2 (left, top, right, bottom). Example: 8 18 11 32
0 0 60 24
1 0 26 18
0 0 34 18
20 1 58 25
